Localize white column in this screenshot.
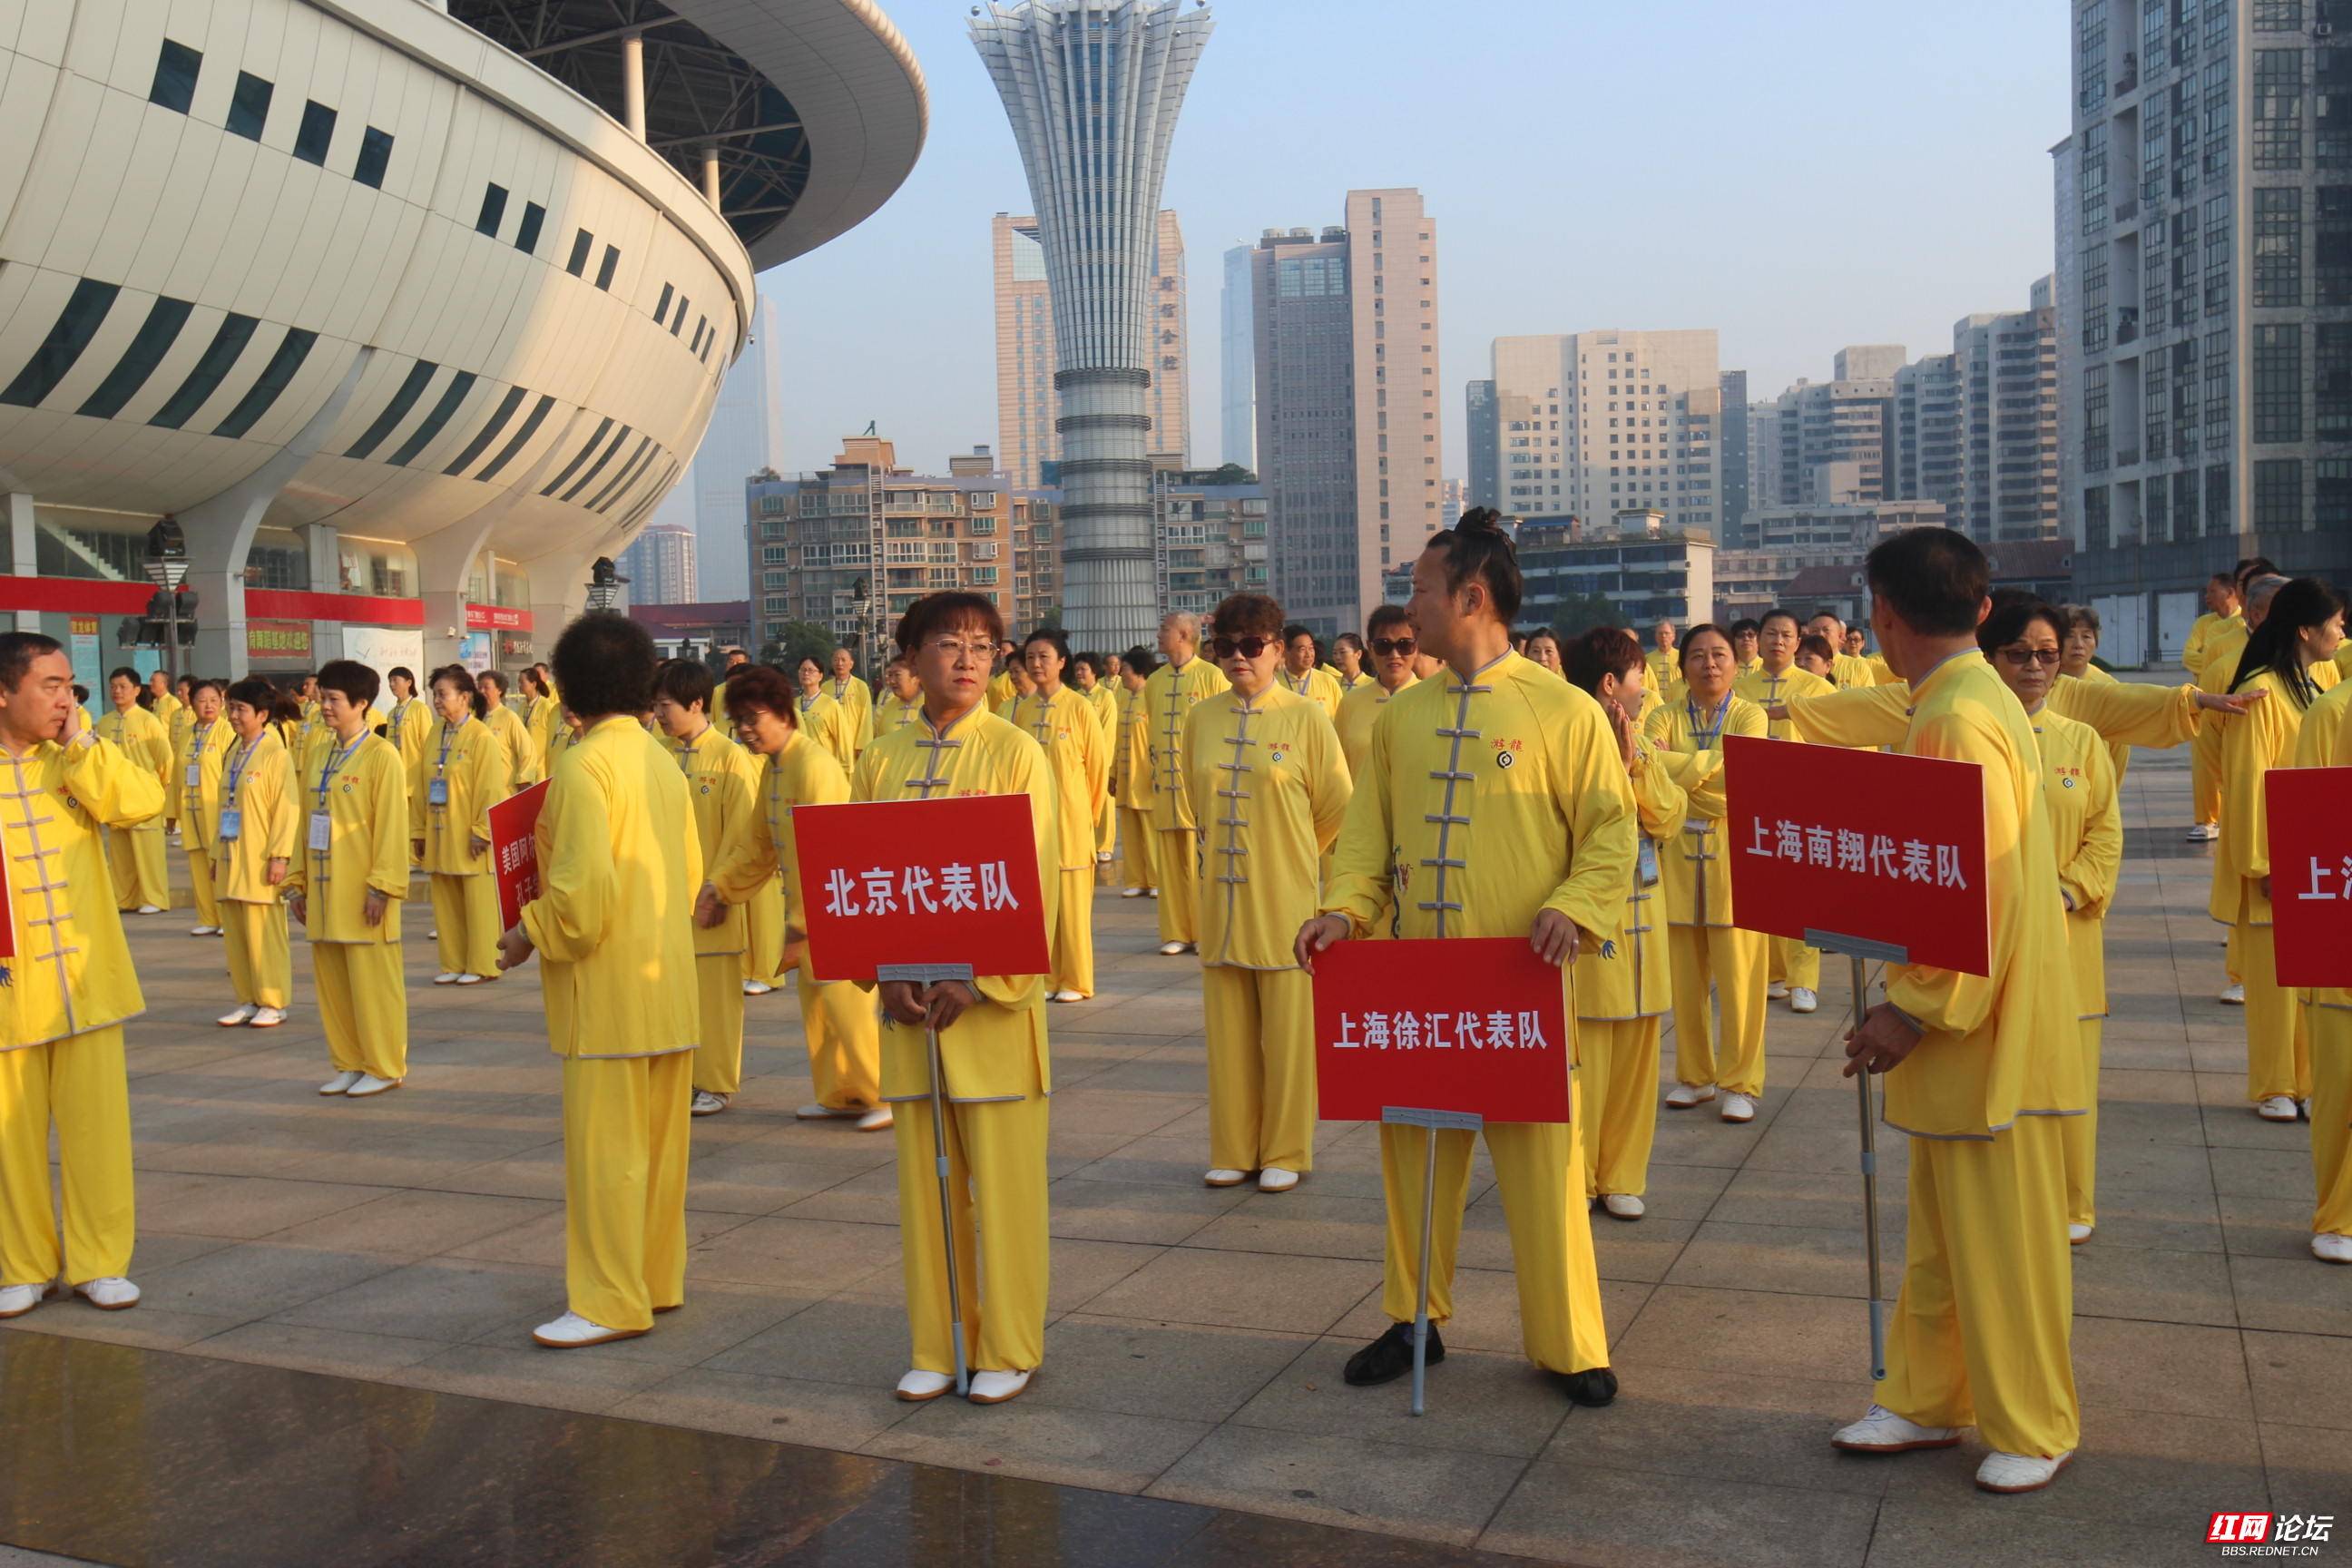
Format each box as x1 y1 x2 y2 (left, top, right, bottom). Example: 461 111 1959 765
5 494 36 632
622 32 647 140
301 523 344 667
701 144 721 207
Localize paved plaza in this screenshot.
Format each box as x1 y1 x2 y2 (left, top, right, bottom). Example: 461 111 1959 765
3 740 2348 1567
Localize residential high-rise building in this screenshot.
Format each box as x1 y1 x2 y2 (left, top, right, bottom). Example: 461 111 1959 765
1749 400 1785 518
1250 190 1443 639
1719 368 1751 544
2059 0 2352 617
1485 329 1722 534
973 1 1213 651
693 294 787 600
1440 477 1465 527
1896 353 1964 511
1153 462 1269 618
618 523 698 607
1466 379 1499 507
1764 353 1900 505
1951 293 2060 540
1221 242 1256 467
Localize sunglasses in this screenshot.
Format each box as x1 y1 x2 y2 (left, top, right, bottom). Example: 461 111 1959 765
1369 636 1417 657
1995 646 2061 667
1211 636 1275 660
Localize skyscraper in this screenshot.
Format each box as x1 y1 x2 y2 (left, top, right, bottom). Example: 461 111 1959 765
1221 241 1255 467
1485 329 1722 534
691 293 787 601
618 524 699 607
1718 369 1750 545
972 0 1214 651
1465 379 1498 507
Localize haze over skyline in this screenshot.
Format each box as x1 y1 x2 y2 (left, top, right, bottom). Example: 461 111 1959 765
760 0 2069 488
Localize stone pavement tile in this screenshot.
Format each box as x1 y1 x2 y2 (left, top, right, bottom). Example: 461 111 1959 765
1047 1238 1171 1316
1480 1460 1878 1567
2227 1254 2352 1336
268 1124 566 1189
1149 1424 1531 1548
1896 1407 2269 1534
2094 1099 2210 1148
2100 1065 2202 1106
1863 1497 2222 1568
2077 1183 2223 1252
1538 1358 1889 1498
440 1206 753 1272
1224 1336 1573 1459
1080 1049 1217 1098
184 1319 446 1378
774 1163 905 1226
0 1545 93 1566
132 1113 365 1179
1046 1130 1144 1171
1583 1214 1700 1286
1710 1168 1914 1234
2258 1422 2352 1516
2216 1193 2321 1260
624 1364 922 1451
2199 1102 2319 1152
872 1395 1214 1494
1015 1313 1315 1425
1046 1177 1252 1246
1043 1088 1203 1142
1601 1159 1733 1222
272 1256 568 1343
2210 1145 2315 1201
0 1303 244 1351
265 1190 556 1257
1084 1248 1379 1336
392 1340 678 1415
2093 1139 2215 1196
2243 1329 2352 1431
122 1230 240 1272
542 1282 818 1368
675 1149 880 1217
704 1293 907 1388
1066 1132 1224 1189
1612 1284 1878 1385
426 1144 569 1201
1162 1511 1524 1568
2101 1037 2197 1073
136 1241 404 1323
1737 1117 1876 1177
2072 1243 2237 1327
1662 1219 1884 1298
1332 1270 1652 1358
681 1214 901 1294
2071 1316 2253 1421
1183 1190 1388 1261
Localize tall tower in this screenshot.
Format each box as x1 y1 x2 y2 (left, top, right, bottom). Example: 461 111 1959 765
972 0 1214 650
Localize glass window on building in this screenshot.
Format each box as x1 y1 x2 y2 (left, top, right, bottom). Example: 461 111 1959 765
2255 187 2304 305
2082 366 2112 472
2207 465 2233 534
2205 328 2232 446
2144 349 2170 461
2319 324 2352 436
336 538 414 596
2255 49 2306 170
2319 459 2352 525
244 527 309 591
2254 324 2304 442
2320 188 2352 301
2254 459 2303 527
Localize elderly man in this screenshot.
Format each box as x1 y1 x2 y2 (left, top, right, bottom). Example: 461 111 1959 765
1142 612 1230 956
1643 620 1679 690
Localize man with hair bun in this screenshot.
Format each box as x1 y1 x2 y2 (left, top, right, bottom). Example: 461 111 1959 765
1142 612 1230 956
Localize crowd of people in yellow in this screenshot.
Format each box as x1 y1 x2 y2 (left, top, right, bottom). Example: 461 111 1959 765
2 515 2346 1497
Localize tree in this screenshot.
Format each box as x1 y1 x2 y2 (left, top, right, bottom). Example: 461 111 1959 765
762 620 838 674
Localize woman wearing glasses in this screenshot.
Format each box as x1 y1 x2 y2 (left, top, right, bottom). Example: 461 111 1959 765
1187 594 1351 1192
1336 606 1421 784
1007 629 1109 1004
793 656 856 775
855 593 1060 1407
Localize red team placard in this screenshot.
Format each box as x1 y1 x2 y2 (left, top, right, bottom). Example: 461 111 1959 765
789 795 1051 983
1723 734 1992 976
1311 937 1573 1123
2264 766 2352 985
486 779 550 931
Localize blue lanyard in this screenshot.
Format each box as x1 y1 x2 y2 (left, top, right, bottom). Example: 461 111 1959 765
224 734 261 800
1687 693 1733 749
314 730 366 808
436 714 467 775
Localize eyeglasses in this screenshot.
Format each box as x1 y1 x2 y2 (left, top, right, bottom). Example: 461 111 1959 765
1994 646 2061 667
1369 637 1417 657
926 638 995 663
1210 636 1275 661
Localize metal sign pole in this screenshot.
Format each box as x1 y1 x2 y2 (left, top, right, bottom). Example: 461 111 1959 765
879 960 978 1397
1381 1104 1485 1416
1805 926 1907 1385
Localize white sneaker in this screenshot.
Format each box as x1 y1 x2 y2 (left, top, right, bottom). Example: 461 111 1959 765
1203 1168 1250 1187
1258 1168 1300 1193
1975 1448 2073 1493
1767 981 1789 1000
1665 1083 1717 1109
1830 1403 1963 1453
1159 941 1190 956
2220 983 2246 1005
796 1103 859 1120
1720 1092 1758 1123
897 1368 955 1401
743 980 774 996
532 1310 644 1348
2258 1094 2300 1122
346 1073 401 1099
248 1007 286 1028
454 973 485 985
856 1107 896 1132
74 1277 140 1311
188 925 217 936
2313 1232 2352 1263
967 1369 1031 1405
1095 851 1112 864
217 1004 258 1027
1147 887 1159 898
136 904 165 916
1050 989 1085 1004
0 1283 46 1318
1602 1193 1646 1220
2068 1222 2092 1245
691 1091 730 1117
432 972 461 985
2186 822 2218 841
318 1071 364 1096
1789 987 1818 1014
1121 887 1147 898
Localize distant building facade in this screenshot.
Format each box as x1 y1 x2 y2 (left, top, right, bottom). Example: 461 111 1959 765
1485 328 1723 534
1152 464 1269 621
618 523 697 606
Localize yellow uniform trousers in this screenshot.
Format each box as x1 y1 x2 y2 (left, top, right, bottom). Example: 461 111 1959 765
745 878 786 986
1580 1017 1662 1200
799 975 882 1110
185 848 220 927
1203 965 1316 1174
1881 1115 2080 1458
1377 1117 1610 1374
222 898 291 1010
1120 807 1157 891
562 1050 692 1333
1156 829 1200 945
2308 1003 2352 1239
2060 1018 2104 1229
106 828 168 910
314 942 407 1082
1769 936 1819 994
693 953 747 1096
2191 717 2224 826
1668 925 1767 1095
0 1026 133 1288
1052 867 1095 997
427 873 502 978
1093 794 1115 859
2238 924 2312 1103
892 1076 1050 1376
2225 921 2244 987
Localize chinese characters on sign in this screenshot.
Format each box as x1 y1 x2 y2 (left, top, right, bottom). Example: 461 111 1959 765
485 779 550 930
1742 817 1972 890
2266 768 2352 985
1330 1008 1551 1053
789 795 1050 983
820 860 1024 919
1312 937 1573 1123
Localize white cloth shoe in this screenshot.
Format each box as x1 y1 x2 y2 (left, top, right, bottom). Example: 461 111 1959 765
1975 1449 2073 1493
1789 987 1818 1014
1159 941 1191 956
1830 1403 1963 1453
1602 1193 1645 1220
2220 983 2246 1005
1050 989 1085 1004
1665 1083 1716 1109
0 1283 47 1318
432 971 461 985
1120 887 1147 898
1147 887 1159 897
1720 1093 1758 1123
897 1368 955 1401
691 1091 730 1117
217 1004 258 1027
2258 1094 2300 1122
796 1103 859 1120
2068 1222 2092 1245
318 1071 364 1096
346 1074 400 1099
532 1310 644 1348
2313 1232 2352 1263
189 925 218 936
1766 981 1788 1000
248 1007 286 1028
454 973 485 985
743 980 774 996
856 1107 896 1132
74 1278 140 1311
967 1369 1031 1405
1203 1169 1250 1187
2187 822 2220 841
1258 1168 1299 1193
135 904 164 916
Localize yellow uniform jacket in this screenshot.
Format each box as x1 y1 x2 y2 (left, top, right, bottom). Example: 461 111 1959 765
0 732 165 1048
2213 668 2314 928
2199 617 2254 701
94 706 170 828
523 716 702 1060
179 716 232 856
1081 682 1118 752
1643 691 1769 927
1788 673 2208 754
1828 652 1880 691
795 691 855 774
1644 650 1679 691
2035 709 2121 1020
1113 683 1155 810
212 730 299 903
283 732 408 944
1008 686 1110 873
384 696 433 775
670 724 762 957
2061 665 2132 782
711 730 850 945
165 700 193 787
1336 676 1416 782
1574 730 1687 1022
1185 687 1351 969
986 670 1018 714
827 676 874 755
1143 656 1231 832
872 691 922 740
485 702 538 787
1279 665 1344 721
1733 664 1836 742
1325 652 1637 957
1880 652 2084 1140
528 694 563 771
2182 610 2238 677
852 710 1060 1102
413 714 511 875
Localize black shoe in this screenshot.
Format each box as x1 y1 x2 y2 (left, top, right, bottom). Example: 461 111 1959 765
1560 1367 1618 1406
1343 1321 1444 1387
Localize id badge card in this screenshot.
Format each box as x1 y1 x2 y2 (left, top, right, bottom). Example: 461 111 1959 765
184 763 201 788
428 777 449 806
309 812 332 853
217 808 243 841
1637 837 1660 888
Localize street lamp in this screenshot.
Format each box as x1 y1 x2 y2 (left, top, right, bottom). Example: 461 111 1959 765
585 555 628 613
852 575 871 680
143 516 188 683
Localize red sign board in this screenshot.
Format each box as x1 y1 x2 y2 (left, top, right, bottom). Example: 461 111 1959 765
1724 733 1991 976
486 779 550 931
1311 938 1573 1123
466 603 532 632
2265 767 2352 985
247 620 312 662
789 795 1050 983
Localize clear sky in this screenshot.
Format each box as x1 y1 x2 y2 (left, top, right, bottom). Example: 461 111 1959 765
760 0 2069 485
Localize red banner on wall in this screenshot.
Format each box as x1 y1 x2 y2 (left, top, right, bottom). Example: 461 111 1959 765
246 620 312 662
466 603 532 632
789 795 1049 983
1311 938 1573 1124
487 779 550 931
2266 767 2352 985
1723 734 1991 976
